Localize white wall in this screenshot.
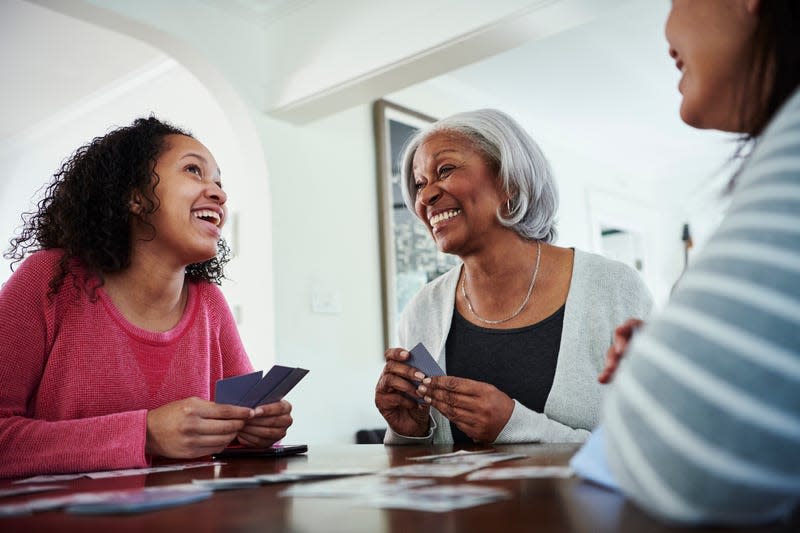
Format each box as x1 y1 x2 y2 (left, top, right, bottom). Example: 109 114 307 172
255 106 388 443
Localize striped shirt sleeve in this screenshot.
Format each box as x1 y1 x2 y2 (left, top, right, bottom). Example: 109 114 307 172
602 88 800 525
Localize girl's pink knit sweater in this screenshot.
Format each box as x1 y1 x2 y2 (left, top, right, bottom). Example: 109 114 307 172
0 250 253 478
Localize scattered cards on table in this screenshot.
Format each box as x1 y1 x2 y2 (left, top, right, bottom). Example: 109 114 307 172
466 466 574 481
65 486 212 515
13 462 222 484
0 485 210 517
409 450 499 462
381 464 482 478
361 484 511 512
191 468 375 490
280 475 432 498
383 451 528 477
0 485 67 499
281 474 512 513
409 450 527 465
256 468 376 484
434 452 527 466
191 478 262 491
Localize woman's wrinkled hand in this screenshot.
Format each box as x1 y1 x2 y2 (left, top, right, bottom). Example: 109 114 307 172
418 376 514 443
375 347 432 438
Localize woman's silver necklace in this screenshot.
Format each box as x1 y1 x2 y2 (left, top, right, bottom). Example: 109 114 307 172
461 240 542 325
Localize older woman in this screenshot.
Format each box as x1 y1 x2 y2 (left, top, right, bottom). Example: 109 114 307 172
375 109 652 444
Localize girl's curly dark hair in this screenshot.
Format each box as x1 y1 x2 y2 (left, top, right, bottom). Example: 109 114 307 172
5 116 231 295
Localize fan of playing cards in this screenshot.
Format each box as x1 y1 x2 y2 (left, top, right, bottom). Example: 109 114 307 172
215 365 309 408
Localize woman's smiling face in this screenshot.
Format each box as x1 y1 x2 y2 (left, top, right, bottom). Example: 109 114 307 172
412 132 506 257
665 0 760 132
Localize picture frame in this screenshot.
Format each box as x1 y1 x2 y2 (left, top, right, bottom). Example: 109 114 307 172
373 100 460 348
586 187 648 276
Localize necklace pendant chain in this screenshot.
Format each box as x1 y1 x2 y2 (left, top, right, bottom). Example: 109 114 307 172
461 240 542 325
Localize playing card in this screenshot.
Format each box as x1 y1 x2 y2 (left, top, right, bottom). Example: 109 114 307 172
237 366 295 407
381 464 481 478
191 477 262 490
408 449 494 462
280 475 431 498
466 466 574 480
215 371 263 405
256 468 374 484
361 484 510 512
0 485 66 499
215 366 310 409
13 474 83 484
403 343 445 403
14 462 220 484
65 486 212 514
259 367 309 405
85 462 220 479
406 343 445 378
428 452 528 466
0 486 210 517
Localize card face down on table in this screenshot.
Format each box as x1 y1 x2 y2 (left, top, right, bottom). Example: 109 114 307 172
215 366 309 408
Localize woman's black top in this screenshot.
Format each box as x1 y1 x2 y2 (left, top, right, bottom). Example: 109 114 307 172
445 305 565 443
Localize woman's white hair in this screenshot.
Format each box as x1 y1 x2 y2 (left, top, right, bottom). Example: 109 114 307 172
400 108 558 243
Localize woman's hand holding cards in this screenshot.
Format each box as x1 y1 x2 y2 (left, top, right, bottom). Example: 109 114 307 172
375 347 432 438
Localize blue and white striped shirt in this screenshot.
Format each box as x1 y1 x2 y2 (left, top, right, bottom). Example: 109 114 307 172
603 88 800 525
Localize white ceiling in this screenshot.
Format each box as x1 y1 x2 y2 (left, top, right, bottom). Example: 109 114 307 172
426 0 734 200
0 0 164 143
198 0 311 27
2 0 735 205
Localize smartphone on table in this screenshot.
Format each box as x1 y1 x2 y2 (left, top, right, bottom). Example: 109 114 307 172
213 444 308 459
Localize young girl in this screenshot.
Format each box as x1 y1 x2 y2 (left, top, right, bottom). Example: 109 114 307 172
0 117 292 478
601 0 800 525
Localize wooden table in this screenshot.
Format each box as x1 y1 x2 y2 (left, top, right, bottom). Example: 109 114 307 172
1 444 796 532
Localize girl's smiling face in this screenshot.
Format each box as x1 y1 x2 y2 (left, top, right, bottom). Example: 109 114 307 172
137 134 228 267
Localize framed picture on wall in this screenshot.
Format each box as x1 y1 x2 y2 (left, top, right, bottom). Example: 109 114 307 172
373 100 460 348
587 188 648 276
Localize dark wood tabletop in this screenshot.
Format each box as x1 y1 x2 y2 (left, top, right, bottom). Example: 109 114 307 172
1 443 796 532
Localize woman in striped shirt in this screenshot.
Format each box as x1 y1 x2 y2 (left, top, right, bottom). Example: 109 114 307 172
600 0 799 525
